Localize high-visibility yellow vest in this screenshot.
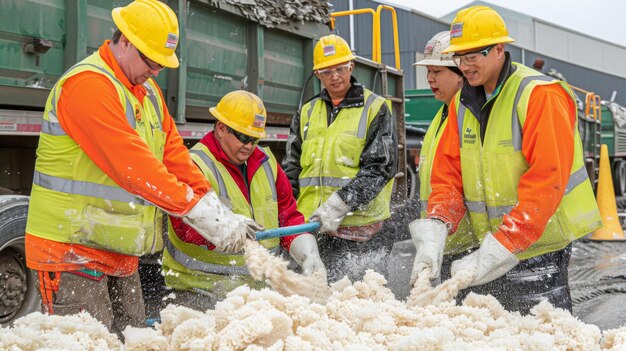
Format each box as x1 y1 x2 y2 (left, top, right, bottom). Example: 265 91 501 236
162 144 280 293
296 89 394 226
455 63 602 260
419 106 478 255
26 52 167 256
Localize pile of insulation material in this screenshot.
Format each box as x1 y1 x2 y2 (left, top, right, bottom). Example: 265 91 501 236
209 0 331 27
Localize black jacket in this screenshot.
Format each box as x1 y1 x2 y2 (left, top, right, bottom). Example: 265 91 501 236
282 77 398 211
459 52 515 143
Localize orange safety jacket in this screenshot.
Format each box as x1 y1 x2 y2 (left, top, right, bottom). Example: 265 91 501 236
26 41 209 276
428 82 577 253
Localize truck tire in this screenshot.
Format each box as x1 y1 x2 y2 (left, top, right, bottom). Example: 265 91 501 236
613 160 626 197
0 195 40 325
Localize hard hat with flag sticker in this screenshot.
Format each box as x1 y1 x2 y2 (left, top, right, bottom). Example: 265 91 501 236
442 5 514 54
112 0 180 68
414 31 455 67
313 35 356 70
210 91 267 139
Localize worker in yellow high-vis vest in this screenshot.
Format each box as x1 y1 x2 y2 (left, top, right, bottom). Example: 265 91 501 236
410 6 601 313
162 91 326 310
410 31 468 286
283 34 398 283
25 0 257 335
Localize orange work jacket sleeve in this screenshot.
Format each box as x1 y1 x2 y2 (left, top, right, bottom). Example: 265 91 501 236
428 84 577 253
56 43 209 216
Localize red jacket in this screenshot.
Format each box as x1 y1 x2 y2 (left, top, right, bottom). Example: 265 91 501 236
170 132 304 251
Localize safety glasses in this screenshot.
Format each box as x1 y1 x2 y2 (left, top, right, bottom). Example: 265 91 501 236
227 127 259 145
136 47 165 72
316 63 352 78
452 45 495 67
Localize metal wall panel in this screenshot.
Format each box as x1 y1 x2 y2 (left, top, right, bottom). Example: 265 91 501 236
185 2 248 112
523 50 626 106
330 0 626 106
262 29 307 116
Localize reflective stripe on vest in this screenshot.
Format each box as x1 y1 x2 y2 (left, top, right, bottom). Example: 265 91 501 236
296 88 394 227
42 63 137 137
25 51 167 256
455 63 601 259
163 144 280 283
418 105 478 255
164 239 249 275
32 171 151 206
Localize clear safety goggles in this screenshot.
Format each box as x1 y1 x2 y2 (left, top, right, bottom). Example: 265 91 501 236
316 63 352 78
452 45 495 67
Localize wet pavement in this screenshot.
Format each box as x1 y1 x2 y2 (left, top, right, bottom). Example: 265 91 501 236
570 240 626 330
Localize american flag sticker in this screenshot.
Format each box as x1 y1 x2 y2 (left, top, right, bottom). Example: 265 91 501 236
323 44 336 57
166 33 179 49
450 23 463 39
253 114 266 128
424 40 435 55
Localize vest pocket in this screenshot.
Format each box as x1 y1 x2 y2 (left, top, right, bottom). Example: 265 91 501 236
73 205 151 256
333 136 363 168
301 138 323 167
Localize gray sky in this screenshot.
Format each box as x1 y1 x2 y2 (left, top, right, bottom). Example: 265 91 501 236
383 0 626 47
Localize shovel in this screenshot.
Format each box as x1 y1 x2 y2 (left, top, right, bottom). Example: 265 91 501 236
219 196 321 241
255 222 321 241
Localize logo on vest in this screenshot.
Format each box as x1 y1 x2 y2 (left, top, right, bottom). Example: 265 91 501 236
134 104 142 121
498 139 514 147
463 127 477 144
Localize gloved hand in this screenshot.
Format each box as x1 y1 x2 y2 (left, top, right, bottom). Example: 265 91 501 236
289 233 327 284
183 191 262 253
310 192 351 234
450 233 519 286
409 219 448 286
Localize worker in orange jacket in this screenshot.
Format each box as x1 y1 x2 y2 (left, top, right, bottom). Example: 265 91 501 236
409 6 601 313
25 0 259 335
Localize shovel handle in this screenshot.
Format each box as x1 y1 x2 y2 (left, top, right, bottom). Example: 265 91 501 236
255 222 321 241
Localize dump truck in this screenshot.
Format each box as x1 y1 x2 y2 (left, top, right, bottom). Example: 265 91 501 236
0 0 409 325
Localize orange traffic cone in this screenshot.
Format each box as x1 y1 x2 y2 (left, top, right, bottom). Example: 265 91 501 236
591 144 626 240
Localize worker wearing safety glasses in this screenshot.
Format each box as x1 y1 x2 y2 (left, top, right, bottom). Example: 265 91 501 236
410 5 601 314
162 91 326 310
283 34 398 283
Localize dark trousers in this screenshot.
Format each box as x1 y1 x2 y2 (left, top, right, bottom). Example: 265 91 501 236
441 244 573 314
35 270 146 338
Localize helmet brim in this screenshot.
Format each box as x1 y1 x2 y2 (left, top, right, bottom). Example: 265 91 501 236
442 36 515 54
313 54 356 71
413 59 457 67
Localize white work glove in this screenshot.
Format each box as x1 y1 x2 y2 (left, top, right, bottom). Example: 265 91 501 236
310 192 351 234
409 219 448 285
183 191 264 253
450 233 520 287
289 233 327 283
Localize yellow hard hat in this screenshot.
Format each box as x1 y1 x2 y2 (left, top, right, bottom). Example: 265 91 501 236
443 6 515 54
313 34 356 70
210 91 267 139
112 0 180 68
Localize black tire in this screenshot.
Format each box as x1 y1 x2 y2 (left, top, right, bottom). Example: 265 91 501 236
0 195 40 326
613 160 626 197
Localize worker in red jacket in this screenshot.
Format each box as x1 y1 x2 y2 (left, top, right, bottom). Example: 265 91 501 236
162 91 326 310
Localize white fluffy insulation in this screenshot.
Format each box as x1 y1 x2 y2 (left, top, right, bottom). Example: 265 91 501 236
2 240 626 350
